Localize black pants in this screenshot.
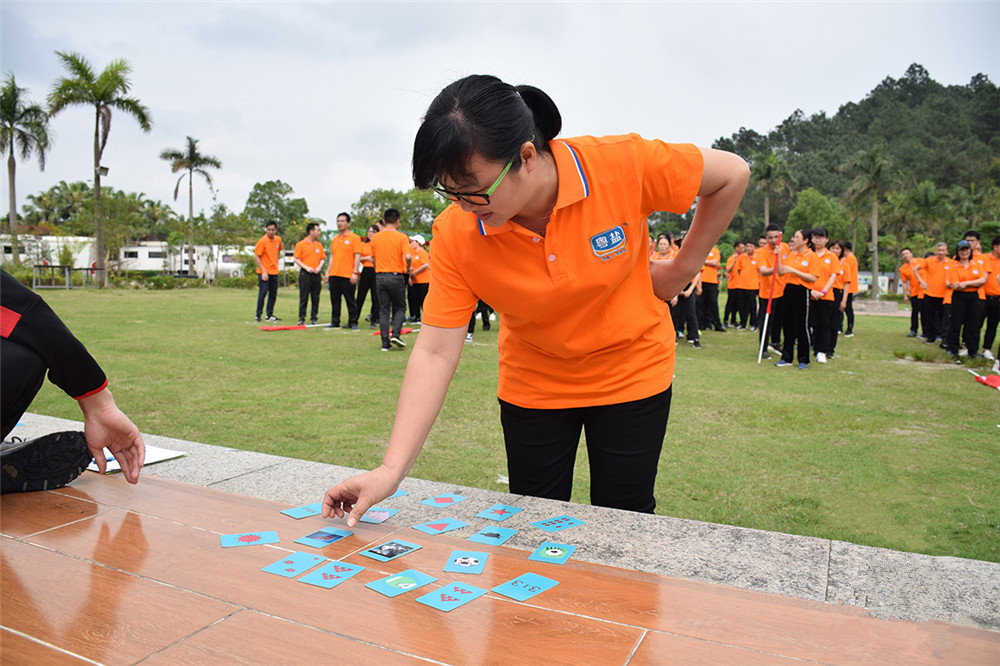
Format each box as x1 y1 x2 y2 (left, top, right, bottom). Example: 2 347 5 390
908 296 923 335
757 294 783 349
723 288 737 325
923 296 945 341
946 291 983 355
375 273 407 347
298 271 322 322
0 338 47 440
843 292 855 334
735 289 755 327
356 266 379 323
810 298 835 356
499 387 671 513
467 300 492 334
982 295 999 353
678 293 698 342
255 274 279 318
781 284 811 364
408 283 429 321
328 276 359 327
698 282 722 330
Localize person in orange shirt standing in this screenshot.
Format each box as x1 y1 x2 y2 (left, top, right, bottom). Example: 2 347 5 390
370 208 412 351
322 74 748 523
356 224 381 329
898 247 928 338
407 235 431 322
293 222 327 326
325 212 362 330
253 220 283 323
981 235 1000 360
722 241 743 327
776 229 819 368
945 239 987 361
921 242 951 344
840 241 859 337
698 245 724 332
755 224 787 358
808 227 840 363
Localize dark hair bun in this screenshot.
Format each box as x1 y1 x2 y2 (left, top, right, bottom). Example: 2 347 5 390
515 85 562 143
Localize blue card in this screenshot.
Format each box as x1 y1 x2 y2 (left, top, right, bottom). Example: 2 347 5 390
531 515 585 533
416 581 487 611
411 517 469 535
358 507 398 524
468 526 517 546
281 502 323 519
492 572 559 601
366 569 437 597
475 503 522 521
442 550 488 575
387 488 410 499
294 526 353 549
528 542 576 565
261 551 327 577
360 539 422 563
219 531 279 548
419 493 467 508
298 561 365 589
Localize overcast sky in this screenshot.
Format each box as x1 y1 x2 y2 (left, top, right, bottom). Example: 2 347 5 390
3 1 998 227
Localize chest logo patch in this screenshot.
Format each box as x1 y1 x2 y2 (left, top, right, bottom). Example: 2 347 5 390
590 225 627 261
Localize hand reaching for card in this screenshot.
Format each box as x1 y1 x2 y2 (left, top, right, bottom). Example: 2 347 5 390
323 465 400 527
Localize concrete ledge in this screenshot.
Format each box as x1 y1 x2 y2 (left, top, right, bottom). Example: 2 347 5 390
12 412 1000 631
854 299 899 314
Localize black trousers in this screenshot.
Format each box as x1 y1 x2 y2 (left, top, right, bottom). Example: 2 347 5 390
328 275 359 327
678 293 699 342
810 298 836 356
467 300 492 334
255 274 278 318
982 295 999 353
499 387 671 513
723 288 737 325
356 266 379 323
375 273 407 347
298 270 322 322
923 296 945 341
946 291 983 355
843 292 855 334
908 296 923 335
698 282 722 330
735 289 756 327
781 283 811 364
757 294 783 348
0 338 47 440
408 283 429 321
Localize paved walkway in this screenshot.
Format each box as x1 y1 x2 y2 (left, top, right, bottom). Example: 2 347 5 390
14 412 1000 634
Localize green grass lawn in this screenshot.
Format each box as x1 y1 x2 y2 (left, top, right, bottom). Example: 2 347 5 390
26 286 1000 562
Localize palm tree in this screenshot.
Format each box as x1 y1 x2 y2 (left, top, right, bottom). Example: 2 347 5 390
750 152 796 226
159 136 221 277
48 51 152 285
846 145 893 299
1 74 50 265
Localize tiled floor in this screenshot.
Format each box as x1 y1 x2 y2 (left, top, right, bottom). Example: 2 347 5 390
2 474 997 665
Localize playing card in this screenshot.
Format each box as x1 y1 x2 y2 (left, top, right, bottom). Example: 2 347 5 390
280 502 323 519
261 551 327 578
419 493 468 508
528 542 576 565
360 539 422 563
298 561 365 589
219 531 280 548
443 550 488 575
358 507 398 524
467 526 517 546
294 526 353 549
492 572 559 601
411 517 469 535
366 569 437 597
531 515 585 532
387 488 411 499
416 582 487 611
474 503 522 521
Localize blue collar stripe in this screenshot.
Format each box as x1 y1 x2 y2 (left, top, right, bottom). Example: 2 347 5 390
564 143 589 198
477 217 486 236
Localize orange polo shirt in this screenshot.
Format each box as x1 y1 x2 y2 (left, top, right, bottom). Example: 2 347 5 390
922 257 950 299
899 259 924 298
327 231 361 278
742 252 759 291
984 253 1000 297
411 247 431 285
950 260 986 298
371 228 411 274
700 246 720 284
421 134 703 409
293 238 326 271
842 252 859 294
812 249 840 301
360 242 374 269
254 234 283 275
782 248 818 288
755 243 788 299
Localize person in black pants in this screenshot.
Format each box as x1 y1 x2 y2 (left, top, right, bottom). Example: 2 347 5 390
777 229 818 368
356 225 381 329
293 222 326 325
945 240 987 361
1 270 146 492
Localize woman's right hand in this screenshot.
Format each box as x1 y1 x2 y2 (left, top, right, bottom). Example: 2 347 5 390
322 464 401 527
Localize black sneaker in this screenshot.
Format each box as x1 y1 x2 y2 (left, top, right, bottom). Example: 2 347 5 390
692 341 702 349
297 319 305 326
390 336 406 349
255 316 261 323
1 431 92 494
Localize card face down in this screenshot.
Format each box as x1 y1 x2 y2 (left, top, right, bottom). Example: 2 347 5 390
366 569 437 597
492 573 559 601
528 542 577 565
416 582 487 611
442 550 488 575
261 552 327 578
294 527 353 549
220 531 280 548
298 561 365 589
360 539 422 563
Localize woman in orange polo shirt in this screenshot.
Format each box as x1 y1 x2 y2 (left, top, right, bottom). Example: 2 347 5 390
776 229 819 368
945 239 987 361
356 224 380 329
323 74 749 523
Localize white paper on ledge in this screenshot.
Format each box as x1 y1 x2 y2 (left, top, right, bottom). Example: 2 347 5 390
87 444 187 474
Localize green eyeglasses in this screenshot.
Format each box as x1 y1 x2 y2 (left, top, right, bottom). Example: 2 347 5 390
432 156 515 206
